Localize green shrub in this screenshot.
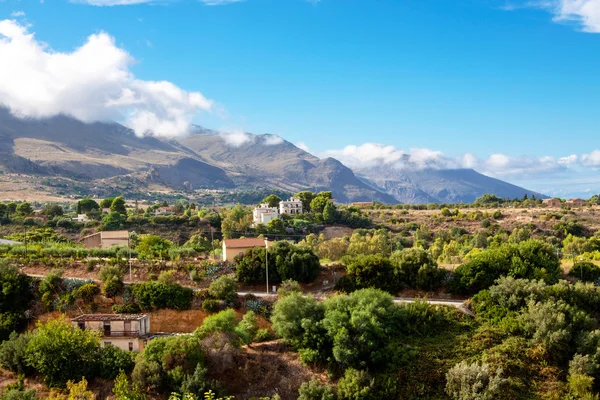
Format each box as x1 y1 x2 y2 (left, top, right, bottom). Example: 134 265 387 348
0 332 32 376
342 254 398 294
130 282 193 311
298 379 336 400
202 299 220 314
25 319 100 387
568 262 600 283
277 280 302 297
112 303 142 314
451 240 560 294
445 361 507 400
235 241 320 284
95 344 135 380
209 275 238 303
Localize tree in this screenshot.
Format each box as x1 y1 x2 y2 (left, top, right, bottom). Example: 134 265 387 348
137 235 173 260
295 191 317 212
235 241 321 284
132 335 204 393
267 218 286 236
261 194 282 208
568 262 600 282
271 293 331 364
0 261 33 340
342 255 398 294
221 204 251 239
322 202 338 224
110 196 127 215
25 319 100 387
445 361 506 400
390 248 443 290
100 198 115 209
101 212 124 231
323 289 400 370
0 332 32 375
15 202 33 216
7 202 17 217
208 275 238 303
41 204 64 219
310 192 333 214
451 240 560 294
99 266 124 298
76 199 99 214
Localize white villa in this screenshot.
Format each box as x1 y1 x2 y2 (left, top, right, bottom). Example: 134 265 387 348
253 203 279 226
279 197 303 215
72 214 90 223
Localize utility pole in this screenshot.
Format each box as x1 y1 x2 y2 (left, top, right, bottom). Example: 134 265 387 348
265 238 269 294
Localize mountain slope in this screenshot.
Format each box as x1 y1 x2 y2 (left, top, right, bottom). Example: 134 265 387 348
175 132 398 203
0 110 396 203
358 166 546 204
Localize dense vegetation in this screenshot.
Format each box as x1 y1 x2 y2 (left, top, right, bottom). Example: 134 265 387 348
3 193 600 398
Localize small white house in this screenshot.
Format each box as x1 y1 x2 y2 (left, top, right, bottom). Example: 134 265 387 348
279 197 303 216
72 214 90 223
253 203 279 226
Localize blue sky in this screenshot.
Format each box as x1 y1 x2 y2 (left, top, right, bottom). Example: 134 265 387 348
0 0 599 197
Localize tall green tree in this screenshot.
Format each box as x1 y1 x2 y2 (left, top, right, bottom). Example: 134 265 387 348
100 198 115 209
261 194 282 208
25 318 100 387
294 191 317 212
0 261 33 340
110 196 127 215
15 202 33 216
76 199 100 214
41 204 64 219
310 192 333 214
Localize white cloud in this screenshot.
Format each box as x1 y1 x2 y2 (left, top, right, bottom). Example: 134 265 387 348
554 0 600 32
10 11 25 17
558 154 578 165
296 142 310 153
581 150 600 166
219 130 254 147
324 142 573 179
326 143 406 167
262 134 284 146
507 0 600 32
0 19 212 137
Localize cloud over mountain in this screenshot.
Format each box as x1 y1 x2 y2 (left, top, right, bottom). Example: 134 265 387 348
325 142 600 180
0 19 212 137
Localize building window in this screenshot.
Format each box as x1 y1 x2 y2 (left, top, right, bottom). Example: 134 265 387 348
129 342 134 351
78 322 85 330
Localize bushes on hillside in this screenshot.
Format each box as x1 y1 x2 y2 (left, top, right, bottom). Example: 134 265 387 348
568 262 600 283
450 240 560 294
445 361 507 400
129 282 194 311
235 241 320 284
132 335 204 393
0 261 33 340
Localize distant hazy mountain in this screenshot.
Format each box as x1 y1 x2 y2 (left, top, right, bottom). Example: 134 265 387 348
357 166 547 204
0 109 395 203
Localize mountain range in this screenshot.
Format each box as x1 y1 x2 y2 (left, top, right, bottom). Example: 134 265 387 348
0 108 544 204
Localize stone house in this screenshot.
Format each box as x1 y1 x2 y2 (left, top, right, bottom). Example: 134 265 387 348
83 230 129 249
72 314 150 352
